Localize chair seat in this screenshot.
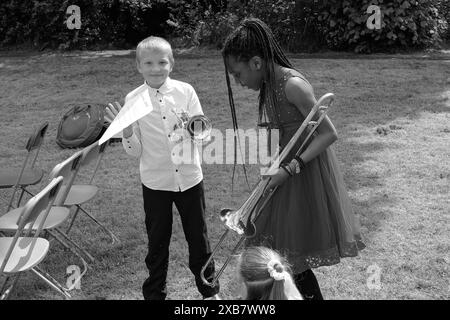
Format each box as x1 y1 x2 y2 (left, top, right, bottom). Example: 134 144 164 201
0 206 70 231
0 168 44 188
0 237 49 273
57 185 98 206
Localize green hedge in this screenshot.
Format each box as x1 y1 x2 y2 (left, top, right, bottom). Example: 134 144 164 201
316 0 448 52
210 0 449 52
0 0 448 52
0 0 174 49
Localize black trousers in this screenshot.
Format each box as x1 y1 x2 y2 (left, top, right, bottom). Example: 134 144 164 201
294 269 324 300
142 181 219 300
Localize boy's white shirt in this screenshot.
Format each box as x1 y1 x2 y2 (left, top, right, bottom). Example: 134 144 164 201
122 77 204 192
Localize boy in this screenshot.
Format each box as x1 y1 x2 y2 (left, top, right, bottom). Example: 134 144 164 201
105 36 220 300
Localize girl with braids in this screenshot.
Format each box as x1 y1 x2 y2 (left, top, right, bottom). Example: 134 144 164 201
237 246 303 300
222 18 365 300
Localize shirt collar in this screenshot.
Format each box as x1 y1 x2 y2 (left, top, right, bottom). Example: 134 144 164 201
145 77 174 95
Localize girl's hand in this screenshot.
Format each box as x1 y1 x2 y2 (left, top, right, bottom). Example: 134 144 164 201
105 102 133 138
261 168 290 191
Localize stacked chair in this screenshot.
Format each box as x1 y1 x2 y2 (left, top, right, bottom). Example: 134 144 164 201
0 123 117 299
0 122 48 211
63 141 119 244
0 176 69 299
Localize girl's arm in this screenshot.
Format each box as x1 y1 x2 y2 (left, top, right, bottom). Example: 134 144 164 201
285 77 338 163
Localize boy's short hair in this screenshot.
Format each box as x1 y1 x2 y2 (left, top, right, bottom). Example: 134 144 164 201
136 36 174 65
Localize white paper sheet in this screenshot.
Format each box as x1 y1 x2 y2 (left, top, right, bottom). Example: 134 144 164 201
98 92 153 145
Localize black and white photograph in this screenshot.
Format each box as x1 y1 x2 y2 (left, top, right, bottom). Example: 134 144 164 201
0 0 448 308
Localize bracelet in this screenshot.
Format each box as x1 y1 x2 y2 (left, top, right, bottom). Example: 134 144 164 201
294 155 306 171
288 159 301 174
281 163 293 177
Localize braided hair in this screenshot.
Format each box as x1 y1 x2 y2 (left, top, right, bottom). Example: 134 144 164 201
222 18 295 130
222 18 296 187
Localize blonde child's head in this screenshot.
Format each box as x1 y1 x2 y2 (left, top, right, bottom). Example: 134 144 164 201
135 36 174 88
136 36 174 64
237 246 302 300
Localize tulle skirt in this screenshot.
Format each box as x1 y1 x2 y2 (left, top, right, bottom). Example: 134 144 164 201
246 146 365 274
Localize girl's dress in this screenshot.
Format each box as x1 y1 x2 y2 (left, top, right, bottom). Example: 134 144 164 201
246 68 365 274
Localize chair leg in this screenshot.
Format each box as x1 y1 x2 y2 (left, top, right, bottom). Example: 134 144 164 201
45 229 90 290
23 188 36 197
31 267 71 300
48 228 95 263
76 205 120 244
65 206 81 235
0 274 20 300
16 187 27 207
0 275 11 297
6 191 16 212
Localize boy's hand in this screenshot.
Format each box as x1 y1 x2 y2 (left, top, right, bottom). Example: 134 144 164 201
105 102 133 138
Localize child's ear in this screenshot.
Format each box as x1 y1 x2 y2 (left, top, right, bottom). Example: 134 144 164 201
249 56 263 71
136 59 142 73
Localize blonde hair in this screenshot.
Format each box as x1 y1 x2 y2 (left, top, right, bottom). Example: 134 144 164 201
238 246 301 300
136 36 174 65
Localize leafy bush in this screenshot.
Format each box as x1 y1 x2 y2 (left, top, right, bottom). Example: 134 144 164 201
436 0 450 39
0 0 448 51
166 0 206 47
199 10 240 48
0 0 68 48
215 0 327 52
317 0 447 52
165 0 239 48
0 0 172 49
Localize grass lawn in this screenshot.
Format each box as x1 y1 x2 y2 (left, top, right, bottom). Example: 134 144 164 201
0 49 448 300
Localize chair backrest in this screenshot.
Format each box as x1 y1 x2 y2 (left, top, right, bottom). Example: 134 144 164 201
0 176 63 274
26 122 49 167
6 122 49 211
78 140 108 184
48 152 83 206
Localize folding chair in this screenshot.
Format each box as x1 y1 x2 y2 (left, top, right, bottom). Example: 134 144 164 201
0 122 49 211
64 141 119 243
0 176 71 300
0 152 90 296
43 151 95 263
